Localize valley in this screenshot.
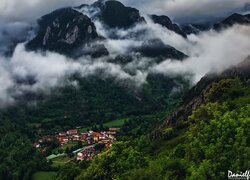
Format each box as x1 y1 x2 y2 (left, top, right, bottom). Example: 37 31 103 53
0 0 250 179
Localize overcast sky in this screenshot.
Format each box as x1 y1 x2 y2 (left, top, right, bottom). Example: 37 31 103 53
0 0 250 23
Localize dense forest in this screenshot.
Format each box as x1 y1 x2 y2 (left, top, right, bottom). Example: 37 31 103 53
0 74 189 134
0 73 249 180
55 78 250 179
0 74 189 179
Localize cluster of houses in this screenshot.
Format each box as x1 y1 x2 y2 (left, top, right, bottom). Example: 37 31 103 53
34 127 121 161
74 145 96 161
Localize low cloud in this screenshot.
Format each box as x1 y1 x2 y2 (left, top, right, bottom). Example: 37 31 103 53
0 44 147 106
151 25 250 82
1 24 249 107
0 0 250 107
93 19 250 83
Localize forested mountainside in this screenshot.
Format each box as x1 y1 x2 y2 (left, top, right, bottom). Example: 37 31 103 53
0 0 250 179
60 57 250 180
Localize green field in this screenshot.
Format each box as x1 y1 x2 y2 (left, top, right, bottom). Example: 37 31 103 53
80 118 126 132
52 142 78 154
32 171 57 180
103 118 127 127
60 142 78 150
51 156 72 168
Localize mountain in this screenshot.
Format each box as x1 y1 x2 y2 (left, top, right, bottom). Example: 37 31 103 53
72 56 250 179
26 8 108 58
214 13 250 30
150 15 187 38
181 13 250 35
133 39 187 61
26 0 188 60
93 0 145 28
76 0 145 28
16 1 191 133
181 23 211 34
26 0 188 61
151 55 250 138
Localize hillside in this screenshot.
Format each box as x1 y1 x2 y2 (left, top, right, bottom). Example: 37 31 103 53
151 56 250 138
65 57 250 180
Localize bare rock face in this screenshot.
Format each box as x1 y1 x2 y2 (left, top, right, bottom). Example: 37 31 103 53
26 8 100 56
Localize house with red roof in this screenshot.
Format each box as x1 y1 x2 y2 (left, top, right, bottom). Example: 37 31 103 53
67 129 78 135
93 132 106 141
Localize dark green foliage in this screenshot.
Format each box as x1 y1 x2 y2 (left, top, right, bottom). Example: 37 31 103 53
0 115 48 179
76 142 148 180
186 102 250 179
56 164 80 180
0 74 189 179
69 78 250 180
0 123 48 180
162 128 175 140
0 74 188 135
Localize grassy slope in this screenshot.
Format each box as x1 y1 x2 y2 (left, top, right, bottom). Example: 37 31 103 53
79 118 127 131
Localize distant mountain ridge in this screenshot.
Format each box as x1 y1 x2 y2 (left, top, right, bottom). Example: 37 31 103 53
26 0 189 61
214 13 250 30
26 0 250 60
182 13 250 34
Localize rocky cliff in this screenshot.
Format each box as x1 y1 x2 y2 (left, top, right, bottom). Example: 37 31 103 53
26 8 108 58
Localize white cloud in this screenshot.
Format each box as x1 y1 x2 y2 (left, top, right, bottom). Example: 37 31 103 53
151 24 250 82
0 0 250 107
0 43 147 106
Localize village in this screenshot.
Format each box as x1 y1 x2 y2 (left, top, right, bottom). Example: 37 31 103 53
33 127 121 163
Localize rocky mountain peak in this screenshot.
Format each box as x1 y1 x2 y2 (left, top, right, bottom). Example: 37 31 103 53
93 0 145 28
26 8 99 56
150 14 187 38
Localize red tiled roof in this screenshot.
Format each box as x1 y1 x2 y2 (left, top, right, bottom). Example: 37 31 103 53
93 132 104 137
67 129 78 133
